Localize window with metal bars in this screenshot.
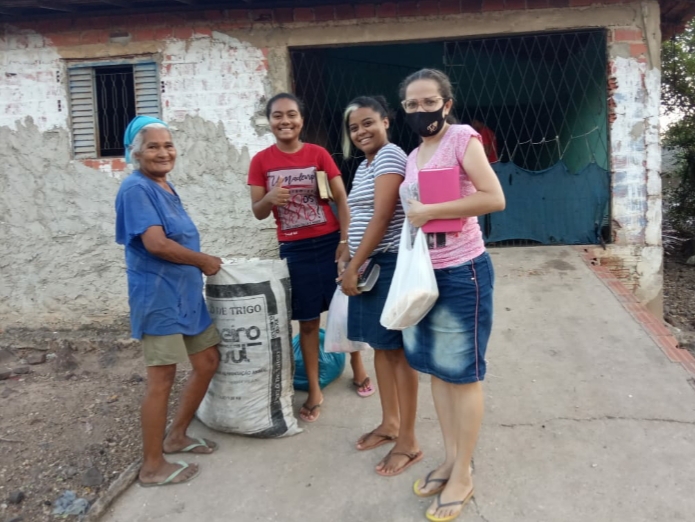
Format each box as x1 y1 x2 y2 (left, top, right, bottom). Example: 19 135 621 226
67 60 161 158
291 30 610 246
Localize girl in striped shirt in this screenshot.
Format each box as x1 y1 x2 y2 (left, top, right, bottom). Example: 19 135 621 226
338 96 422 477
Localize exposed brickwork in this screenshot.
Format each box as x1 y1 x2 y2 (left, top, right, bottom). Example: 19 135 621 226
398 1 420 16
355 4 376 18
482 0 506 11
250 9 273 23
293 7 315 22
613 28 644 42
461 0 485 12
376 2 399 18
419 1 441 15
21 0 648 42
273 8 294 24
334 4 356 19
314 5 336 21
630 43 648 57
440 1 462 15
506 0 527 9
577 247 695 377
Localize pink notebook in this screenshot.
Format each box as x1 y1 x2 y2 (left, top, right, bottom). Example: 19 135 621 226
418 166 463 233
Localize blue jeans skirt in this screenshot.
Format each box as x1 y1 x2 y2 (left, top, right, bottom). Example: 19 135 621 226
403 251 494 384
279 231 340 322
347 252 403 350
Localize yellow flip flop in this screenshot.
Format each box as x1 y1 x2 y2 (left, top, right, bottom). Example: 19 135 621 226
413 470 448 497
425 489 474 522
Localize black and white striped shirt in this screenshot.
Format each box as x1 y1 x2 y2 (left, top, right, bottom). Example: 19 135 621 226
347 143 407 257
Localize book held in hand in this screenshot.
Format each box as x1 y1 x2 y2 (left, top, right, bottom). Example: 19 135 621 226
316 170 334 201
357 258 380 292
417 166 463 234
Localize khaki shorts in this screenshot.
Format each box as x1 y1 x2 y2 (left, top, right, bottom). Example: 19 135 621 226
142 323 221 367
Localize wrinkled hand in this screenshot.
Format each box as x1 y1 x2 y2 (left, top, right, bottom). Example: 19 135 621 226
200 255 223 276
267 177 291 207
406 199 432 229
336 266 360 296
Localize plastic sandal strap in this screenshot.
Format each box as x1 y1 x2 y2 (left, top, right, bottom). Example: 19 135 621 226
162 462 190 485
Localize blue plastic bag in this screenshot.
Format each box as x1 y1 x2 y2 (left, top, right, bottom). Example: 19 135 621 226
293 328 346 391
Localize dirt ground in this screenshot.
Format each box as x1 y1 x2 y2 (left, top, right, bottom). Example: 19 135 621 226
0 251 692 522
663 250 695 354
0 320 186 522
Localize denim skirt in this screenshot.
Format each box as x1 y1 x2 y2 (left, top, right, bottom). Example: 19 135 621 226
347 252 403 350
403 251 494 384
279 231 340 322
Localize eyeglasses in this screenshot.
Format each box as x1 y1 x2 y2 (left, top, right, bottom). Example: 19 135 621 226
400 97 446 113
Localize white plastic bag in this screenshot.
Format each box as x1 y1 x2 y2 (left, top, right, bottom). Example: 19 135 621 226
325 287 367 353
197 258 301 437
380 220 439 330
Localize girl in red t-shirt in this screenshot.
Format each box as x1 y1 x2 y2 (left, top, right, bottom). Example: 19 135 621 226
248 93 374 422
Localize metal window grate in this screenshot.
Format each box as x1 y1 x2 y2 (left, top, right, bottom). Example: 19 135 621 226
95 66 135 157
67 60 161 159
291 30 610 246
444 30 609 173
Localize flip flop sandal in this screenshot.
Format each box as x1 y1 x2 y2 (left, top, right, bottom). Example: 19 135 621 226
299 401 322 423
413 470 449 498
164 437 218 455
414 461 474 497
375 449 424 477
425 489 475 522
352 376 376 398
356 429 397 451
138 461 200 488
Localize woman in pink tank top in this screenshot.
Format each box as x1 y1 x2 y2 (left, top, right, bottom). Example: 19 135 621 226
398 69 506 522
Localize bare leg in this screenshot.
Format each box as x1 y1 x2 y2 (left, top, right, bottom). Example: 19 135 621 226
350 351 370 393
139 364 198 484
164 346 220 454
427 380 483 519
414 376 460 494
299 318 323 421
356 349 399 449
376 349 421 475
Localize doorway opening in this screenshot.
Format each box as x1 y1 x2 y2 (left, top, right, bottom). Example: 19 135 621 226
291 30 610 246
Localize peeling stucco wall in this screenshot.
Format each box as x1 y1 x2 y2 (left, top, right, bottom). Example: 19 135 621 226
592 2 664 316
0 30 278 327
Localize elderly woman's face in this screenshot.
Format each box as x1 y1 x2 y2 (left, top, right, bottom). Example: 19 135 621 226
135 128 176 178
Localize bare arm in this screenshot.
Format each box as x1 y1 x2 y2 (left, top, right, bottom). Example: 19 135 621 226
141 226 222 276
250 177 290 220
407 138 505 227
329 175 351 262
338 173 402 296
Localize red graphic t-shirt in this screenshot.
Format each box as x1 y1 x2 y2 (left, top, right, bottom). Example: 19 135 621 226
247 143 342 242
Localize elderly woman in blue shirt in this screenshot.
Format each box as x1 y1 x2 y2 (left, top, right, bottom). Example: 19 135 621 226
115 116 222 487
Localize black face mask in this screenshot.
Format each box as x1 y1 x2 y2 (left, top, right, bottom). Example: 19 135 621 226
405 107 447 137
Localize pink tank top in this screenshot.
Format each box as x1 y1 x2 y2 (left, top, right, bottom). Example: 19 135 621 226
401 125 486 269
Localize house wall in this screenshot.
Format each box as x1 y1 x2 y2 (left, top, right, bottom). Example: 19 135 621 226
0 0 664 327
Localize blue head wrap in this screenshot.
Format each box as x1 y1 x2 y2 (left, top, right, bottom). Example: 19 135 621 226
123 115 169 163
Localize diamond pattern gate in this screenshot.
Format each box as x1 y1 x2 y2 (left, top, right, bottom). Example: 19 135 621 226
290 30 610 245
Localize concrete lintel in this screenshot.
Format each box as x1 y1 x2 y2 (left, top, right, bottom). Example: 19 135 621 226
238 4 641 49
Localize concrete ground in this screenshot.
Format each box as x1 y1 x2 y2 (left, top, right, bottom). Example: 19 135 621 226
102 246 695 522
